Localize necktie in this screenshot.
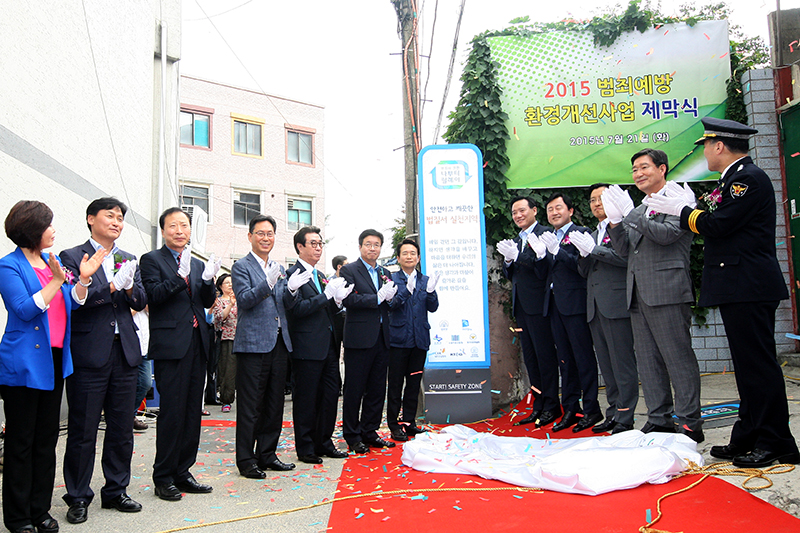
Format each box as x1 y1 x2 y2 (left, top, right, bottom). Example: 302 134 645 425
177 252 198 328
312 268 321 293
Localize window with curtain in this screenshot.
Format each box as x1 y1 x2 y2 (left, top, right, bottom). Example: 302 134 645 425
287 198 312 230
233 120 262 156
287 131 313 165
233 191 261 226
180 111 210 148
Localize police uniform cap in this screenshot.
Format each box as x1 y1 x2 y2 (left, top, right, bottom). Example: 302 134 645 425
694 117 758 145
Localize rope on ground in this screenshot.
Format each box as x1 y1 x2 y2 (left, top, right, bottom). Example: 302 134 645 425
639 460 796 533
153 486 543 532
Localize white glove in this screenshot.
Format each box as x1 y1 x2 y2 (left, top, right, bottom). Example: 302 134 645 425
377 280 397 303
645 194 691 217
406 273 416 294
607 184 634 217
540 232 560 256
202 253 222 281
112 259 136 291
324 276 345 300
677 182 698 208
287 268 313 291
266 261 282 290
177 247 192 278
569 231 595 257
334 282 354 306
427 271 442 293
527 233 547 259
601 188 624 224
496 239 519 262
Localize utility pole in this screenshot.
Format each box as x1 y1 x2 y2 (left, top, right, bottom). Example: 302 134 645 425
393 0 421 239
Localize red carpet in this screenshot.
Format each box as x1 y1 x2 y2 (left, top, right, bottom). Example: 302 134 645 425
327 401 800 532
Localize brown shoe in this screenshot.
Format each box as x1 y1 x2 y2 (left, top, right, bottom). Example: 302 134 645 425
133 418 149 431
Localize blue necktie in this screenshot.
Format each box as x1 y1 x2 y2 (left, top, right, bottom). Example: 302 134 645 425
312 268 321 293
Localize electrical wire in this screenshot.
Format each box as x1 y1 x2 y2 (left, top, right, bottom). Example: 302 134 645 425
432 0 466 144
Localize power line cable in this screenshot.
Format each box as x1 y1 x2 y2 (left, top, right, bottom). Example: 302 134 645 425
433 0 466 143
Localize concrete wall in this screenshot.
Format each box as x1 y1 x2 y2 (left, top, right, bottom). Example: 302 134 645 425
0 0 181 297
178 76 325 271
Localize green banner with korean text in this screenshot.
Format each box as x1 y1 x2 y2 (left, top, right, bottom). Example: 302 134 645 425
487 20 730 188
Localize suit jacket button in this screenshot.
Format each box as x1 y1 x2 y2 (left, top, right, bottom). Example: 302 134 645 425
110 321 116 327
633 250 638 254
34 326 39 331
35 344 40 349
113 303 117 308
720 262 724 267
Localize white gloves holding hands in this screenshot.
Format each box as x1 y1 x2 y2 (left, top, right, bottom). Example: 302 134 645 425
202 253 222 281
496 239 519 263
539 232 561 256
112 259 137 291
601 185 634 224
377 280 397 303
646 182 697 216
427 271 442 293
287 268 313 291
177 247 192 278
266 261 282 290
324 276 346 300
527 233 547 259
568 231 595 257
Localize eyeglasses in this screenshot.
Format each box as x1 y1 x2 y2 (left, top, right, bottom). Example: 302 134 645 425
306 240 324 249
253 231 275 239
362 243 381 249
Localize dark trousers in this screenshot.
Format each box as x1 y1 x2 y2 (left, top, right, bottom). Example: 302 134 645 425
0 349 63 531
204 328 219 403
235 337 288 471
342 332 389 445
514 306 560 413
152 328 206 486
549 294 600 415
720 301 799 454
291 335 341 456
218 339 236 405
63 339 138 505
387 346 426 430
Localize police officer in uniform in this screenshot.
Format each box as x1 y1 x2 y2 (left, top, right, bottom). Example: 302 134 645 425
648 117 800 468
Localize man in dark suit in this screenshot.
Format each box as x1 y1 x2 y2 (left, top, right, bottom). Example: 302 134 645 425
330 255 348 362
535 193 601 433
340 229 397 453
649 117 799 467
60 198 146 524
386 239 439 442
603 148 703 444
140 207 220 501
231 215 304 478
571 185 638 434
496 197 560 428
285 226 351 464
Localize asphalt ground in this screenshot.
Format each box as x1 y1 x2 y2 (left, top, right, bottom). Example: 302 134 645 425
12 367 800 531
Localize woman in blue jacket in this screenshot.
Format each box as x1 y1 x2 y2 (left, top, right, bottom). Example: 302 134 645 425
387 239 440 442
0 201 105 533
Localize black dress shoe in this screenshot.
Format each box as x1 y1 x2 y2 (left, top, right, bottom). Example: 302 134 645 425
552 411 580 432
66 501 88 524
35 517 59 533
349 442 370 454
240 465 266 479
535 410 559 428
298 454 323 464
390 428 408 442
611 422 634 434
641 422 676 434
710 443 749 460
573 412 603 433
174 476 213 493
101 493 142 513
515 410 542 426
317 448 349 459
405 425 427 436
259 459 296 471
732 448 800 468
591 418 617 434
680 427 705 444
365 437 396 448
154 484 182 501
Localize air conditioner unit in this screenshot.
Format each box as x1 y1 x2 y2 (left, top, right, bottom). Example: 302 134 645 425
181 205 208 253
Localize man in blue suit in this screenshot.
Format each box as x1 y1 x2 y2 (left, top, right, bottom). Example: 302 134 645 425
340 229 397 453
387 239 439 442
231 215 304 478
60 198 147 523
